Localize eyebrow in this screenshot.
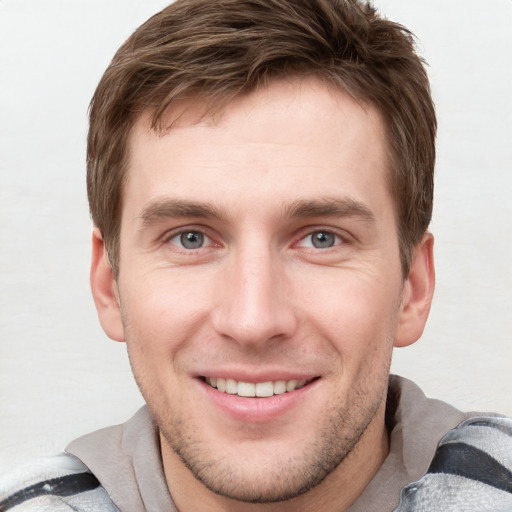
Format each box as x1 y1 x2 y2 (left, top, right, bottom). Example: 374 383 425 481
138 199 227 228
138 196 375 228
283 197 376 224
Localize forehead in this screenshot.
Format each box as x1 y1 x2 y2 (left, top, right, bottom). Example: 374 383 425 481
140 77 385 150
123 77 391 222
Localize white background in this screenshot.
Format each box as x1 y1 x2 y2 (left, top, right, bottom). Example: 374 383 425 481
0 0 511 473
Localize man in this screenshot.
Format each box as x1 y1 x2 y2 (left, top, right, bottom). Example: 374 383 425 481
1 0 511 510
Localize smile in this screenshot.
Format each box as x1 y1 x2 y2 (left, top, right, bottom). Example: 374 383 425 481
204 377 313 397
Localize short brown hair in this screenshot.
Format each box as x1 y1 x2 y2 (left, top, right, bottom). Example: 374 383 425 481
87 0 436 277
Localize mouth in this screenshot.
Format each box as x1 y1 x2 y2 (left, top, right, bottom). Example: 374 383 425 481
202 377 318 398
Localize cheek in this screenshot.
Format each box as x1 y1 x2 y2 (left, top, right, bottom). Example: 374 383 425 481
119 271 213 356
119 277 204 404
297 271 401 357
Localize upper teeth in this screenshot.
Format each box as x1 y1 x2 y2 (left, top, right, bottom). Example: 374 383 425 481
205 377 309 397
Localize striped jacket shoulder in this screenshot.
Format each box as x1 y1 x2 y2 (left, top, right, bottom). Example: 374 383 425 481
394 416 512 511
0 453 118 511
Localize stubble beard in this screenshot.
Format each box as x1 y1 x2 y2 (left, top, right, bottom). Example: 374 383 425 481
120 290 396 505
143 367 390 504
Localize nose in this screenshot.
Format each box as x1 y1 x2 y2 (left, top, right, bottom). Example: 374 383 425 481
211 246 298 347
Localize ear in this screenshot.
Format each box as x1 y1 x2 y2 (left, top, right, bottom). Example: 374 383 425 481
394 232 435 348
90 228 125 342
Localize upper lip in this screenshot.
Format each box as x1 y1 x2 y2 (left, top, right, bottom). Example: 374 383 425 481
195 369 319 383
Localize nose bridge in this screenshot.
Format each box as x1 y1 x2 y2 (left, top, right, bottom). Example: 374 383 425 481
212 240 296 346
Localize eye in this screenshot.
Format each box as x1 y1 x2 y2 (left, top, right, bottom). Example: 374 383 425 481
169 230 208 250
298 230 342 249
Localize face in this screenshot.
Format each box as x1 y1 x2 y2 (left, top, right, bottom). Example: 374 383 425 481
94 78 425 504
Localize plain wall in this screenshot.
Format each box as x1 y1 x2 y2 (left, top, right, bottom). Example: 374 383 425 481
1 0 511 473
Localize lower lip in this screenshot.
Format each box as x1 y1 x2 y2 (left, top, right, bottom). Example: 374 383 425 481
198 379 318 423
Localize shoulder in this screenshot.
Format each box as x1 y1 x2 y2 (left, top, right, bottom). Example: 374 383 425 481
0 452 119 511
394 416 512 511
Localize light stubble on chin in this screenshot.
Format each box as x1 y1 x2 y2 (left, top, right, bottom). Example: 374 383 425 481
121 286 398 504
149 368 390 505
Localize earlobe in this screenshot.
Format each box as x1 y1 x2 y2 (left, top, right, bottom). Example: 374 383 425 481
394 233 435 348
90 228 125 342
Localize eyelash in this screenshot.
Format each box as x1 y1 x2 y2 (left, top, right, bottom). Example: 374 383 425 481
163 226 349 253
294 228 346 250
164 227 217 252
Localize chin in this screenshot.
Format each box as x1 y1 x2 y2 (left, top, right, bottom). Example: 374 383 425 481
155 379 386 505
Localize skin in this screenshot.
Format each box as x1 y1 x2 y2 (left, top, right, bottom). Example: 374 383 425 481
91 77 435 511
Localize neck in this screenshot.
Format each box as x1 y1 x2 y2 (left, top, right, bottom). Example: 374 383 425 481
161 405 389 512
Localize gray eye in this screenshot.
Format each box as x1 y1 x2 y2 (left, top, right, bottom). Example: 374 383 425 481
310 231 336 248
180 231 204 249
